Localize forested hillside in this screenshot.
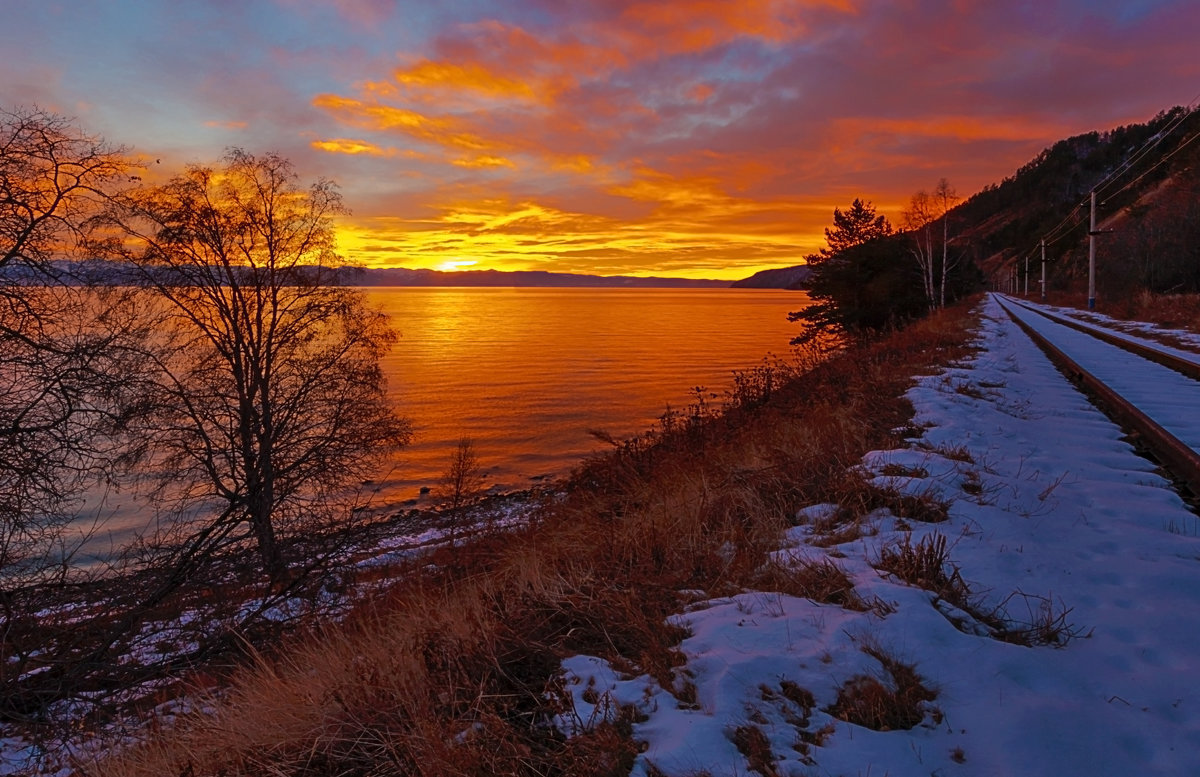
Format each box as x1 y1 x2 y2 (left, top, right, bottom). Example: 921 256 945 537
953 105 1200 296
789 105 1200 344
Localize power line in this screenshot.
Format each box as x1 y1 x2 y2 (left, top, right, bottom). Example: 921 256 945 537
1099 124 1200 204
1092 99 1199 199
1031 98 1200 257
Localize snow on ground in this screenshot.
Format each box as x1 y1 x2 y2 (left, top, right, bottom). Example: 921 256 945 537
559 296 1200 776
1039 301 1200 355
999 296 1200 453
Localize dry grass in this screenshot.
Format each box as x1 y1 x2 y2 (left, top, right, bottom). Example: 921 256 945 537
989 591 1088 648
801 471 950 549
1101 290 1200 333
732 724 778 776
85 300 982 777
828 644 938 732
875 533 969 607
874 535 1086 649
753 556 868 611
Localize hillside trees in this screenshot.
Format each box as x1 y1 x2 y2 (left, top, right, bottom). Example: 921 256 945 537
101 150 412 585
0 107 135 590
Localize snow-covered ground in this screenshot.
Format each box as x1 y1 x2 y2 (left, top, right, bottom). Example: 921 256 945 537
1036 300 1200 355
559 296 1200 776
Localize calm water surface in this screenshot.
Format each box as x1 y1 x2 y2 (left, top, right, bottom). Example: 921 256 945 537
367 287 809 504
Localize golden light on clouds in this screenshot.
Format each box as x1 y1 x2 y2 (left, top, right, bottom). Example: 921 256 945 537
451 154 515 169
395 61 540 102
9 0 1192 280
311 137 397 156
313 94 498 152
436 258 479 271
332 189 832 280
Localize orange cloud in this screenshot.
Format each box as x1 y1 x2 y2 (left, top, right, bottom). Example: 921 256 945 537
311 137 400 156
451 154 515 169
313 93 500 152
395 60 539 101
551 154 599 174
204 119 247 129
835 115 1073 143
618 0 856 53
689 83 715 103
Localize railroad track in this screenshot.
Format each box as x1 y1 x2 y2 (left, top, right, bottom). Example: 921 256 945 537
993 293 1200 498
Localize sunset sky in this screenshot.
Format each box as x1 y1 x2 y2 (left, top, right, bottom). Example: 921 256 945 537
3 1 1197 279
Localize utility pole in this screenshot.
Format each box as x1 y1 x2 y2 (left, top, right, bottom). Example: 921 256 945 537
1087 190 1097 310
1023 251 1029 296
1040 239 1046 302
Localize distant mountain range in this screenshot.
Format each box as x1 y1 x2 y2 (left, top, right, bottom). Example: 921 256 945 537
337 267 733 288
17 262 814 289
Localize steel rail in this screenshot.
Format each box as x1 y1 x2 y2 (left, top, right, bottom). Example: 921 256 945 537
1001 295 1200 382
994 295 1200 499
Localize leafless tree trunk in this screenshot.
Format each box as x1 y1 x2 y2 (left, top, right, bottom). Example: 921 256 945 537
434 437 487 552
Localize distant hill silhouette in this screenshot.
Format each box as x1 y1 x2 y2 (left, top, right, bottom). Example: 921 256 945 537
729 265 812 289
12 262 738 289
334 267 731 288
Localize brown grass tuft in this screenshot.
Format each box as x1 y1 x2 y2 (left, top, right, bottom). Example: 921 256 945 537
828 644 938 731
732 724 779 777
753 557 870 611
989 591 1088 648
875 533 969 606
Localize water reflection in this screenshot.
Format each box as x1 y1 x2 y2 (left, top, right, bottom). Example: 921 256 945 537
368 287 808 503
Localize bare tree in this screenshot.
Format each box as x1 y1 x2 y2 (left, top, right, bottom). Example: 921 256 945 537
901 190 937 312
435 437 487 512
102 150 411 585
934 178 960 309
434 437 487 552
0 107 132 590
901 179 960 310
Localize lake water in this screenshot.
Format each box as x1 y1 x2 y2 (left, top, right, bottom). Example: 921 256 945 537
67 286 809 559
367 287 809 505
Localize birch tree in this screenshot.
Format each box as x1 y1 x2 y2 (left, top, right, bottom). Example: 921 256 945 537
902 178 960 310
934 178 961 308
901 190 937 312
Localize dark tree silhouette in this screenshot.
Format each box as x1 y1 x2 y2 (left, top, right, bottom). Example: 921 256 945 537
814 198 894 262
0 107 133 589
789 199 926 344
103 150 412 585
